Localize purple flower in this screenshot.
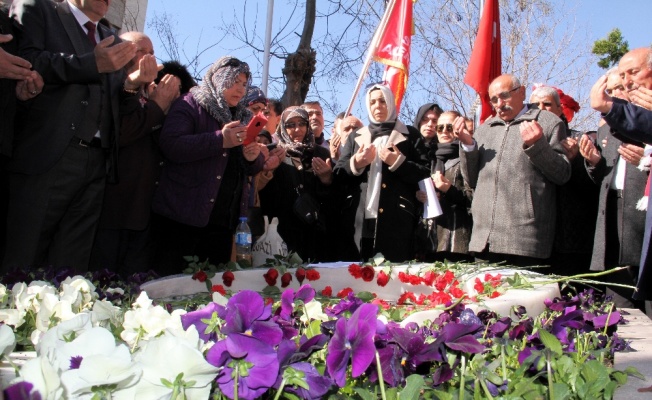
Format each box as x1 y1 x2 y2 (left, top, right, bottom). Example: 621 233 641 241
326 291 364 318
221 290 283 346
3 381 41 400
280 285 316 320
432 322 484 362
591 310 621 329
207 334 279 399
180 302 224 342
326 303 378 387
69 355 83 370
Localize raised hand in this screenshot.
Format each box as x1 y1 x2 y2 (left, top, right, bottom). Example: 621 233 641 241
579 134 601 167
221 120 247 149
618 142 645 167
125 54 161 88
561 137 580 160
353 143 376 170
379 141 401 166
519 120 544 147
590 75 613 114
149 74 181 114
432 171 452 192
452 116 474 146
630 86 652 111
94 36 136 73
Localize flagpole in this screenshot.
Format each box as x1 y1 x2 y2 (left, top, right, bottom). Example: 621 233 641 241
344 0 397 117
262 0 274 96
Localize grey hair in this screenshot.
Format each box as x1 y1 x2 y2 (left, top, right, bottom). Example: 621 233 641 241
606 66 620 77
530 86 561 107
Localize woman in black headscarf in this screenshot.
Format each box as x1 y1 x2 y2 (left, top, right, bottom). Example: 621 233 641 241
334 84 429 262
259 106 335 261
151 56 265 274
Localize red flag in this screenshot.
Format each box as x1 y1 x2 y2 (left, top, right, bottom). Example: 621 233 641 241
464 0 501 123
373 0 414 112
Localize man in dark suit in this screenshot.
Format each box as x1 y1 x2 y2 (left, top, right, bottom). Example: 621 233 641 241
2 0 142 272
580 63 648 310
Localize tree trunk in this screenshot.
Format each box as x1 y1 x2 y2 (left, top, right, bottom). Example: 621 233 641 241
281 0 317 108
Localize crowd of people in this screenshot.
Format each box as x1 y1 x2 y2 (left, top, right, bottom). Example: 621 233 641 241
1 0 652 313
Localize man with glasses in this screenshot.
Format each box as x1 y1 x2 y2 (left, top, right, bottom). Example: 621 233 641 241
453 74 571 267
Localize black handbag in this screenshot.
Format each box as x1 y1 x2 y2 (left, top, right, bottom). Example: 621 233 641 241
293 192 321 225
414 217 437 254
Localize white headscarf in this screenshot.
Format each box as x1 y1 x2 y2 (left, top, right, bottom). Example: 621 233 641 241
365 84 397 124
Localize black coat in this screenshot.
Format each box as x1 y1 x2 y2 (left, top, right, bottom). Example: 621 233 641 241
334 121 430 262
260 145 336 262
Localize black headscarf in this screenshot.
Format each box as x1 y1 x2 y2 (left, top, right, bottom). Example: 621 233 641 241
432 142 460 173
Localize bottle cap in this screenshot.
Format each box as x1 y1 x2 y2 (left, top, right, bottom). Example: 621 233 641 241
239 217 247 222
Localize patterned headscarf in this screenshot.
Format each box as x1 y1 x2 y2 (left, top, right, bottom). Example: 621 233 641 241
190 56 252 126
278 106 315 158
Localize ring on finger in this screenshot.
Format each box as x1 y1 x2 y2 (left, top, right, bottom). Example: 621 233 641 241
30 91 37 95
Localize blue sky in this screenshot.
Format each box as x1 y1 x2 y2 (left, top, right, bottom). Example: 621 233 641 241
142 0 651 132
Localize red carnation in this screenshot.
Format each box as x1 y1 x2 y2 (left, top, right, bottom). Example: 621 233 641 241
192 270 208 283
264 268 279 286
281 272 292 288
474 278 484 293
422 271 436 286
409 275 421 286
435 275 448 291
337 287 353 298
211 284 226 295
348 263 363 279
376 270 390 287
443 270 455 284
398 272 410 283
361 266 375 282
296 267 306 284
222 271 235 287
306 269 320 281
450 284 465 299
429 291 452 306
321 286 333 297
490 291 501 298
397 291 416 305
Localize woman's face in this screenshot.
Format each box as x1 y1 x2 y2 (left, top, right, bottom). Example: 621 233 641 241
419 110 439 140
436 114 456 143
369 90 388 122
285 116 308 143
222 73 248 107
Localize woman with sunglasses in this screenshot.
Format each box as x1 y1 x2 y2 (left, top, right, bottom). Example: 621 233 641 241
259 106 337 261
417 111 474 262
334 84 430 262
151 56 265 274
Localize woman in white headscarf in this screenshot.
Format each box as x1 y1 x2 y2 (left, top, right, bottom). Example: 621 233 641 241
334 84 430 262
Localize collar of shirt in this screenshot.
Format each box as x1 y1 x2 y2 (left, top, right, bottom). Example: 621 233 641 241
67 0 98 37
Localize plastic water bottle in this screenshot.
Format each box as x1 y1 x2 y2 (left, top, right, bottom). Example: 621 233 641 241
235 217 253 265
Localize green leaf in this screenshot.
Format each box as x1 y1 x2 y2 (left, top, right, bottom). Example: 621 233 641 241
262 285 281 296
538 329 562 355
385 387 399 400
352 388 375 400
551 382 572 400
372 253 385 265
306 319 322 338
356 291 375 302
400 374 425 399
623 366 645 380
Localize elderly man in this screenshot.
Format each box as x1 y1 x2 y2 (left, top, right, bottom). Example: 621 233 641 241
590 47 652 306
91 32 181 275
580 57 650 309
454 74 571 266
529 85 599 276
330 113 363 162
2 0 149 272
302 100 328 147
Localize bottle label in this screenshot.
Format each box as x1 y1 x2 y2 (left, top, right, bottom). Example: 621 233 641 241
236 232 252 245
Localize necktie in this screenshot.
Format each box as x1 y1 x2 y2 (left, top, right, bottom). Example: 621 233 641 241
84 21 97 46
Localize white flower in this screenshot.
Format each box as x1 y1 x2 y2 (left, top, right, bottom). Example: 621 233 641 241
211 291 228 306
59 327 141 399
0 323 16 356
59 276 97 311
37 313 92 362
300 299 329 323
0 283 9 308
132 333 219 400
132 291 153 309
34 293 76 335
0 308 27 328
91 299 122 328
121 305 171 349
14 355 64 400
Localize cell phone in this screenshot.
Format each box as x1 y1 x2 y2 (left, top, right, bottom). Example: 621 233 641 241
266 143 278 150
244 114 268 145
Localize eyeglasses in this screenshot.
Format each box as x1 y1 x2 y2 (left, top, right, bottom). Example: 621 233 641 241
285 121 308 129
436 124 454 133
489 86 521 104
